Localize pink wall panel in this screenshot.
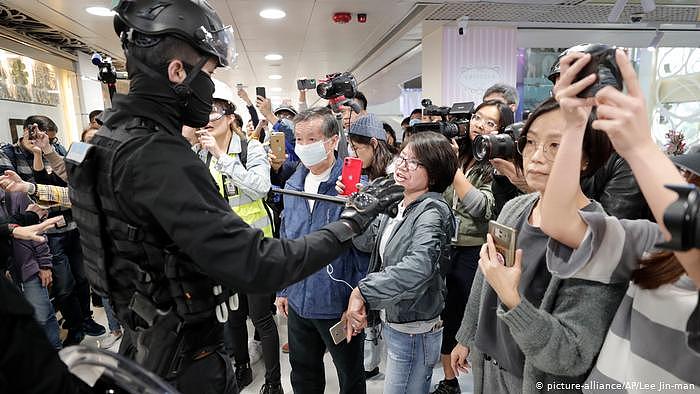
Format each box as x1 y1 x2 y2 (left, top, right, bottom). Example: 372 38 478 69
441 26 518 106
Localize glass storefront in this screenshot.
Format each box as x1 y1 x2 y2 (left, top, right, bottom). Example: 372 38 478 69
0 48 80 145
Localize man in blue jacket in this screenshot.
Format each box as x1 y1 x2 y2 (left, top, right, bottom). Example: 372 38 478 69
276 107 368 394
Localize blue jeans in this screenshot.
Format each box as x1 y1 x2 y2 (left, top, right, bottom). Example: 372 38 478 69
102 296 121 332
383 323 442 394
21 276 62 349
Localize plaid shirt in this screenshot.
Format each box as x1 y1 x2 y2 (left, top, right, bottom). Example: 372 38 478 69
36 184 71 208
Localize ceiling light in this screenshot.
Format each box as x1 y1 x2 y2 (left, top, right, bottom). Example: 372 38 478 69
268 74 282 80
264 54 283 61
270 87 283 92
85 6 115 16
260 9 286 19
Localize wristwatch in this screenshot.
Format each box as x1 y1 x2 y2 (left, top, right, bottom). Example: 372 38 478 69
8 223 19 237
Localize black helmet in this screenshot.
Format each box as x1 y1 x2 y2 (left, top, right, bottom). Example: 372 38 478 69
113 0 235 67
547 43 592 83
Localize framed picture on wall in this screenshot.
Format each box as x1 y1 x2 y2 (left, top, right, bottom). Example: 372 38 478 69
8 118 24 144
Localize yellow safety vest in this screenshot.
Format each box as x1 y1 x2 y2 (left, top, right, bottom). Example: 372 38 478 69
208 153 273 237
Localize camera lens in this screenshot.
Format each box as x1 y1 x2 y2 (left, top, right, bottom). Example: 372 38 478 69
473 134 515 161
473 135 490 161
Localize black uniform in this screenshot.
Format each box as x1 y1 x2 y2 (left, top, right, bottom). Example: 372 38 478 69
66 90 358 393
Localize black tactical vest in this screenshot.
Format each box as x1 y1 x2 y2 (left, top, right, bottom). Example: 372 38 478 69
65 117 229 333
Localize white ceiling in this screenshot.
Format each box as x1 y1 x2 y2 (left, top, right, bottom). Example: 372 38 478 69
0 0 424 107
1 0 699 110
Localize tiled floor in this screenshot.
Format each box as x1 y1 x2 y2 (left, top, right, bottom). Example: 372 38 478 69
81 307 474 393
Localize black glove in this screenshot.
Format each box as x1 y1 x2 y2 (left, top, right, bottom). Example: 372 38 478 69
339 176 404 233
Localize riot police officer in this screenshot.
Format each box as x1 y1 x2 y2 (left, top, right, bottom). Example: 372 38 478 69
65 1 403 393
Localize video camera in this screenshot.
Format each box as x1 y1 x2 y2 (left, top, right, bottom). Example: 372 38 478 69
473 121 524 162
657 184 699 251
91 53 128 99
317 72 357 102
410 99 474 140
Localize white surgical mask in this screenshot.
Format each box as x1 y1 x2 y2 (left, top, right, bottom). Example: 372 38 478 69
295 140 329 167
409 118 421 127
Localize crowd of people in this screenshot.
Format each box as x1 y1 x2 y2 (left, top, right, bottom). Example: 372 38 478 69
0 1 698 394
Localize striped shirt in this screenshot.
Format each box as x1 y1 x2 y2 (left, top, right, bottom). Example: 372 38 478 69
546 211 700 393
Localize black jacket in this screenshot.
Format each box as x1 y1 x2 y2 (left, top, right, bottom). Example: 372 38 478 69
98 93 355 296
580 152 651 220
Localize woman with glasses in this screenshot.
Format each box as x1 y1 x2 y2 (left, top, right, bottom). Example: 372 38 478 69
343 132 457 394
195 80 282 394
433 100 513 394
336 113 398 379
540 49 700 393
449 97 627 394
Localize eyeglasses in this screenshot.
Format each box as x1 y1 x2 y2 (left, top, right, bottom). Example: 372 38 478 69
471 113 498 131
209 105 232 122
393 155 423 171
517 136 560 162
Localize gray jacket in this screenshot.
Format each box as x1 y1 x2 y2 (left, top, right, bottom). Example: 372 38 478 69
455 193 627 393
356 192 454 324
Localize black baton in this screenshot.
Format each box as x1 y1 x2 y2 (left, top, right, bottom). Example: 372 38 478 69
273 188 348 205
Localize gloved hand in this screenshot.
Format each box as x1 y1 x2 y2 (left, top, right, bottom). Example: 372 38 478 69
340 176 404 233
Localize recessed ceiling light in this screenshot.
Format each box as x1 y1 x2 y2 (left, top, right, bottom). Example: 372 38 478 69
260 9 286 19
268 74 282 80
270 87 283 92
85 6 115 16
264 54 283 61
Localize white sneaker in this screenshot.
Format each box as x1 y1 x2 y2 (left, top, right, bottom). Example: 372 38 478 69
248 339 263 364
98 331 123 349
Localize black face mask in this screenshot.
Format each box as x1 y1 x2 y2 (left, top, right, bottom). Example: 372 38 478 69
174 62 215 128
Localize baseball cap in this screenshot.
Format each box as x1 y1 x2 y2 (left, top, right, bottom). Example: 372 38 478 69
348 113 386 141
273 105 297 117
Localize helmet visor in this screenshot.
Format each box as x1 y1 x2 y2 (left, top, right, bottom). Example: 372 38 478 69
200 25 236 68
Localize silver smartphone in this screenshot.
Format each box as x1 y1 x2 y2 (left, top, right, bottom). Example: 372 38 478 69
488 220 518 267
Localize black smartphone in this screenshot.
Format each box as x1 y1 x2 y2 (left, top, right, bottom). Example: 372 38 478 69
297 79 316 90
575 45 623 98
28 124 38 140
256 86 266 99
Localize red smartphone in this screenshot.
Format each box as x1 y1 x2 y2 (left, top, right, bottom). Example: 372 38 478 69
340 157 363 196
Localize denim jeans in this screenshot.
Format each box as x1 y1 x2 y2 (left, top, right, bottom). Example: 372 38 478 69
383 323 442 394
49 230 90 331
21 276 62 349
102 296 121 332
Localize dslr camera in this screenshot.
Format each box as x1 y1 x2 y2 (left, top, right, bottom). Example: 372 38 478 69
410 99 474 140
473 121 524 162
316 72 357 102
657 184 700 251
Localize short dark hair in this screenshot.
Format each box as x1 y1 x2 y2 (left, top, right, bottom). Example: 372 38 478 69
353 91 367 110
293 107 340 139
89 110 103 123
24 115 57 132
126 35 204 76
458 100 514 170
483 83 518 107
411 108 422 117
404 131 457 193
233 113 243 129
401 116 410 127
514 97 612 177
382 123 397 147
